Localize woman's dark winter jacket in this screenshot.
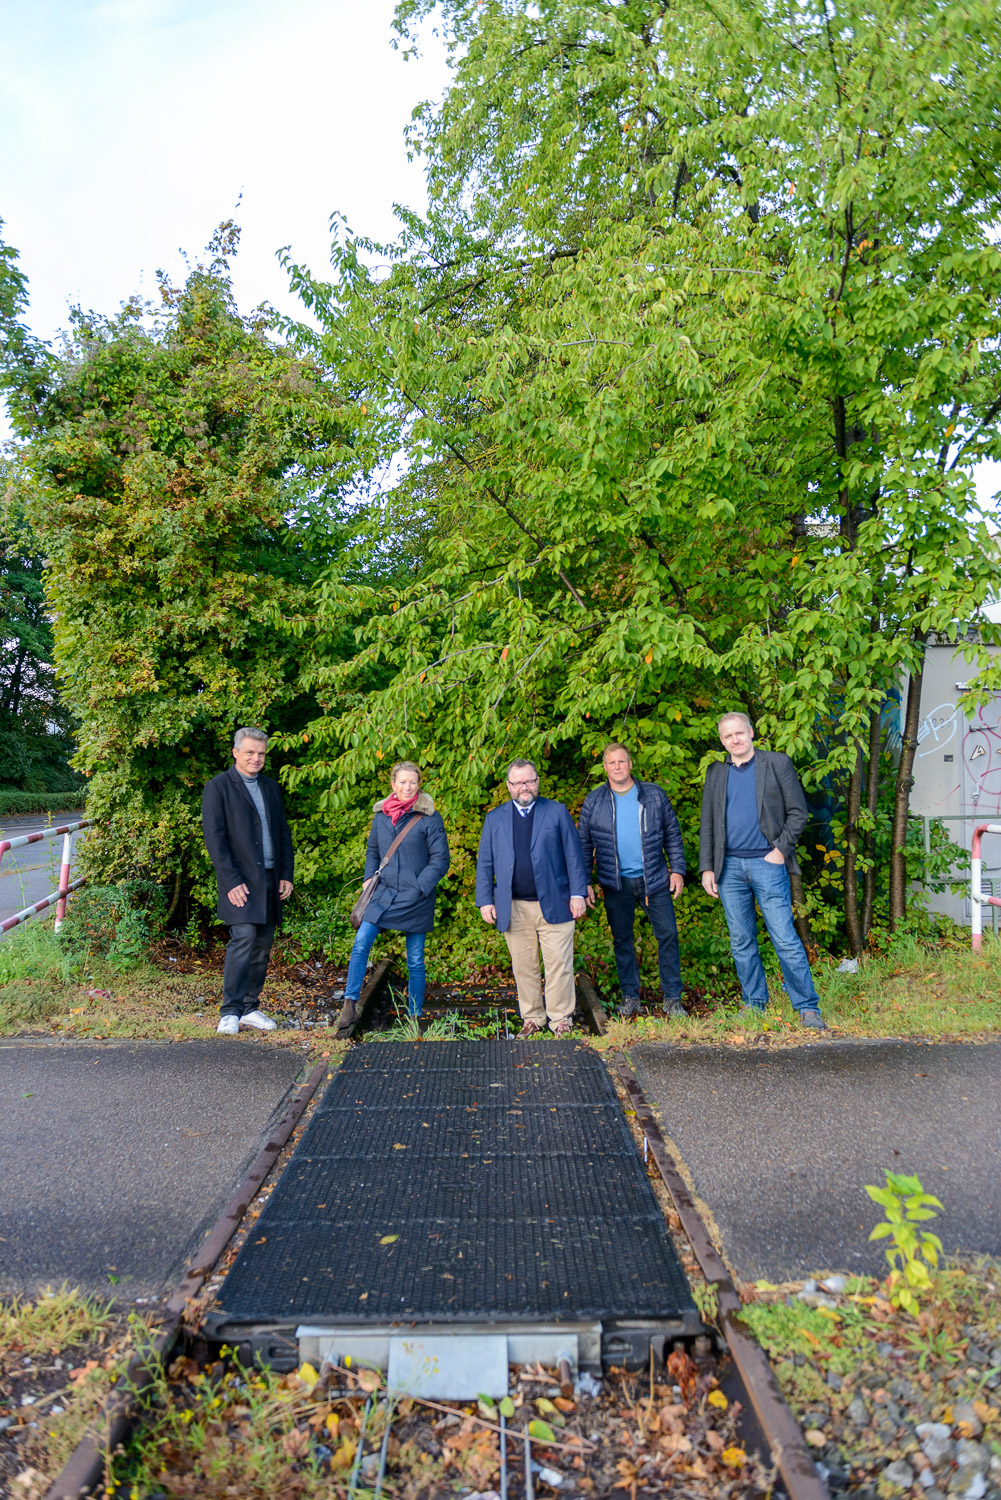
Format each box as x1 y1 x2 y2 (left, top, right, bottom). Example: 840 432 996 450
362 792 451 933
577 779 686 894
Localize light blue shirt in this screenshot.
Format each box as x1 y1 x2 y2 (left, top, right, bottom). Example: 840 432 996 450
613 783 644 878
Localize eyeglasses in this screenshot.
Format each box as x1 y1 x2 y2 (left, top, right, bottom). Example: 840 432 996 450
507 778 539 790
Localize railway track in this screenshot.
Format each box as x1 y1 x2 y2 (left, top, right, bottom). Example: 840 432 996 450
43 963 829 1500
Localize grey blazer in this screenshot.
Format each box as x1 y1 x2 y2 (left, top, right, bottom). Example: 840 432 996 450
699 749 809 879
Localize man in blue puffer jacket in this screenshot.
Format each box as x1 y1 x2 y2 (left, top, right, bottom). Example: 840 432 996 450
578 743 687 1019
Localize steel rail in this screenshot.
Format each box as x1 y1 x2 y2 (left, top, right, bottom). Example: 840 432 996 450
43 1055 331 1500
608 1037 830 1500
971 823 1001 953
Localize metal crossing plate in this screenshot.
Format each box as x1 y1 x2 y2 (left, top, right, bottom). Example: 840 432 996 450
212 1040 695 1341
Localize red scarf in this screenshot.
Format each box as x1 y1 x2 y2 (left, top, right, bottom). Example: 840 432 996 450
382 790 419 826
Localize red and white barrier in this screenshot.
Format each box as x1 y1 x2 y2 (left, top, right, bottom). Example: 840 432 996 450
971 823 1001 954
0 820 93 933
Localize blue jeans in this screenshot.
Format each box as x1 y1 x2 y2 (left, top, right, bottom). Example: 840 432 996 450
602 877 682 1001
717 857 820 1013
345 921 427 1016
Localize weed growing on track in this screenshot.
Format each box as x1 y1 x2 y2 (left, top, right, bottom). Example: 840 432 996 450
0 1286 112 1362
105 1352 770 1499
0 1289 136 1494
734 1258 1001 1493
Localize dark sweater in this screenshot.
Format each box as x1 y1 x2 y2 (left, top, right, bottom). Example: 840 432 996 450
724 758 770 858
511 803 538 899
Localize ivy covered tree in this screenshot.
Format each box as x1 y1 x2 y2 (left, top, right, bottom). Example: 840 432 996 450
280 0 1001 957
6 227 355 918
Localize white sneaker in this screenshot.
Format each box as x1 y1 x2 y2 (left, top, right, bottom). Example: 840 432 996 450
239 1009 277 1031
217 1015 239 1036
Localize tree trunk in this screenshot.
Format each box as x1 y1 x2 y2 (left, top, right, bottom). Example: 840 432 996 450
860 704 882 941
843 737 864 955
889 639 927 927
789 868 818 961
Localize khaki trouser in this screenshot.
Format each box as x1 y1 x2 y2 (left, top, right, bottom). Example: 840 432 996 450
502 899 576 1024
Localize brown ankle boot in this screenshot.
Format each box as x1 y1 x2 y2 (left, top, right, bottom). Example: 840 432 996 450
335 998 357 1034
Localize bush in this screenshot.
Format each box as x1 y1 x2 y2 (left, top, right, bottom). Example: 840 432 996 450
62 881 166 969
0 791 85 817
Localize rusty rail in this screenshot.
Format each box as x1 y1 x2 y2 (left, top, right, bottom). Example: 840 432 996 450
609 1039 830 1500
44 1055 331 1500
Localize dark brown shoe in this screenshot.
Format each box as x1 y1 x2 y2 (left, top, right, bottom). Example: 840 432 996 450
335 998 357 1034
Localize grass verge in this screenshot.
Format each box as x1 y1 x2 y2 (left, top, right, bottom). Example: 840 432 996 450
1 922 999 1046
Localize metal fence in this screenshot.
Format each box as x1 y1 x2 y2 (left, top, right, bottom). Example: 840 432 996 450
0 820 93 933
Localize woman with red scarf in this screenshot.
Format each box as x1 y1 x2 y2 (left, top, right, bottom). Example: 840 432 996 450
340 762 450 1027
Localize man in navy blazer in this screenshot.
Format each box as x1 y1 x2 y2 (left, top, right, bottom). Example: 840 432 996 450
202 727 294 1037
475 759 588 1037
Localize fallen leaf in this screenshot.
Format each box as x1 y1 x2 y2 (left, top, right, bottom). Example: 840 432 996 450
379 1234 399 1245
805 1429 827 1447
722 1446 747 1468
707 1389 728 1410
660 1433 692 1456
528 1419 556 1443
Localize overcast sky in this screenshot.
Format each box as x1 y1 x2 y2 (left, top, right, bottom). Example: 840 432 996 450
1 0 998 515
0 0 447 351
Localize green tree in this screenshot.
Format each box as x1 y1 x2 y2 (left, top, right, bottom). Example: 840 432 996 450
0 463 80 791
7 227 354 919
282 0 1001 958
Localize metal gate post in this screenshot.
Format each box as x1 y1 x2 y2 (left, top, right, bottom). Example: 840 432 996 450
971 824 1001 954
54 828 74 931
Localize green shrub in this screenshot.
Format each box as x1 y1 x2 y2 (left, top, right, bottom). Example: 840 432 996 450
62 881 166 969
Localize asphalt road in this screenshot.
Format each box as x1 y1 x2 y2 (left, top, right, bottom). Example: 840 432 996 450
0 812 85 926
0 1040 307 1297
630 1037 1001 1282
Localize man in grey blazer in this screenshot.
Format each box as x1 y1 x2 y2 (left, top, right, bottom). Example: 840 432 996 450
699 712 825 1028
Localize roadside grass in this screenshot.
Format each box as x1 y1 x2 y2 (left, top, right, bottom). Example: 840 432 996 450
592 932 1001 1049
2 920 999 1047
729 1258 1001 1493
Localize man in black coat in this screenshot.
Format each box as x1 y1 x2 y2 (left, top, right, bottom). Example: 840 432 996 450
202 727 294 1036
699 712 825 1029
578 743 687 1019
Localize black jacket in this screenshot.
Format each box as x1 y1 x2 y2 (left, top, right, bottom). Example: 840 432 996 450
699 749 808 880
578 779 687 894
202 766 294 926
363 792 450 934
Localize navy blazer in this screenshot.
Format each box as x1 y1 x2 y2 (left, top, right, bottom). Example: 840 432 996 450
202 766 294 926
475 797 588 932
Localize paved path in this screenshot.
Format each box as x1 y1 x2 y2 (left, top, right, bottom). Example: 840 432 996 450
0 1040 306 1298
630 1038 1001 1283
0 812 85 926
